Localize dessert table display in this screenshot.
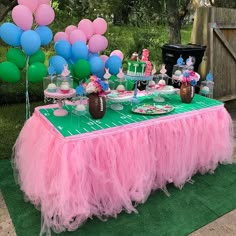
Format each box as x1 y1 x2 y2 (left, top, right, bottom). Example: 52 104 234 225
13 93 234 234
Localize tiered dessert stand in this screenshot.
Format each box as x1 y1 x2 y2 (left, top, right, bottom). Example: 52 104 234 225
124 74 153 103
44 89 76 116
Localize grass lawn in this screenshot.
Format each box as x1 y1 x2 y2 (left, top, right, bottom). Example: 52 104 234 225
0 24 192 160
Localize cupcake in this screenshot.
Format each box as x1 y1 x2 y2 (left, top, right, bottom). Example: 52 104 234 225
148 80 156 89
200 86 210 96
172 70 182 81
47 83 57 93
157 79 166 89
60 81 70 94
116 84 125 93
73 104 87 116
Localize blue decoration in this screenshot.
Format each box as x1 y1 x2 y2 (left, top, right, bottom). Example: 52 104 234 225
206 71 213 81
48 65 56 75
105 55 122 75
49 55 68 74
54 40 71 60
76 85 85 96
20 30 41 56
0 22 22 47
35 26 53 46
71 41 89 61
177 55 184 65
190 80 197 86
89 56 104 74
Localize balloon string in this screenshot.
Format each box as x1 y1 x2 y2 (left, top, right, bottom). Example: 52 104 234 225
25 57 31 120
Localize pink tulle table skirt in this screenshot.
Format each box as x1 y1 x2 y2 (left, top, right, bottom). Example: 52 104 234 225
13 104 234 234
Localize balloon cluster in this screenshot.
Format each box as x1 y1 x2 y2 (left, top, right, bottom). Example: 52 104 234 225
0 0 54 83
49 18 124 84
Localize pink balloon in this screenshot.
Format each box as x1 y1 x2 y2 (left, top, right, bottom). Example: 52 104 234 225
38 0 50 5
100 55 109 65
12 5 33 30
110 50 124 61
54 32 69 42
93 18 107 35
88 34 108 53
65 25 77 36
35 4 55 26
78 19 94 40
69 29 87 44
18 0 38 12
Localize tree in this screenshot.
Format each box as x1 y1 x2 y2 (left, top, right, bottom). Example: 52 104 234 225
0 0 17 22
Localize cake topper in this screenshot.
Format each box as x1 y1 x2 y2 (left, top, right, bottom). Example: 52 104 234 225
177 55 184 65
206 71 213 81
130 52 139 61
186 56 193 67
61 64 70 77
117 68 124 79
104 68 111 79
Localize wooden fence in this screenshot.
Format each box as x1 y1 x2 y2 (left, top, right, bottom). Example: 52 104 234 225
191 7 236 101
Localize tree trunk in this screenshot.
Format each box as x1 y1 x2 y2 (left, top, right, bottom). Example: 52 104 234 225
166 0 181 44
0 0 17 22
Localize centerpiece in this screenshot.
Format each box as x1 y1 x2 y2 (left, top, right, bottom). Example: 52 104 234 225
86 75 109 119
178 70 200 103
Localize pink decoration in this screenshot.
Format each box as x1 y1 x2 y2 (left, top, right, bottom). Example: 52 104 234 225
65 25 77 36
93 17 107 35
13 104 233 233
103 68 111 79
110 50 124 61
88 34 108 53
54 32 69 42
69 29 87 44
34 4 55 26
12 5 33 30
38 0 50 5
78 19 94 40
18 0 38 13
100 55 109 65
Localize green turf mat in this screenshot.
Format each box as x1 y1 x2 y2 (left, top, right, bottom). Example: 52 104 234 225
0 159 236 236
39 94 222 137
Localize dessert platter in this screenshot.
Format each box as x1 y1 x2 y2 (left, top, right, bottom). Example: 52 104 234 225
131 104 174 115
106 90 134 110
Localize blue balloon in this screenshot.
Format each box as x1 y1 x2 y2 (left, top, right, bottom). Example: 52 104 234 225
21 30 41 56
89 56 104 74
49 55 68 74
105 55 122 75
71 41 88 61
35 26 53 46
0 23 22 47
55 40 71 60
94 70 105 79
88 52 99 60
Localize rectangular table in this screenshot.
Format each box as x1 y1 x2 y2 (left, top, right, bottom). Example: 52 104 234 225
13 94 234 234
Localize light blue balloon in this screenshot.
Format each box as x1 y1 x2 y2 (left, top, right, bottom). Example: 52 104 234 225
71 41 89 61
49 55 68 74
105 55 122 75
21 30 41 56
35 26 53 46
89 56 104 74
0 23 22 47
88 52 99 60
55 40 71 60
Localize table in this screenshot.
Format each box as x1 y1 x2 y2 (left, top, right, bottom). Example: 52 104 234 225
13 94 234 234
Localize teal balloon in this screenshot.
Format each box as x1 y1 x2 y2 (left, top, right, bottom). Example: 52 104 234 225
27 62 47 83
0 61 21 83
6 48 26 70
29 50 46 65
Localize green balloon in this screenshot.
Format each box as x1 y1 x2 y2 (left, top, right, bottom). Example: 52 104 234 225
6 48 26 70
74 59 90 80
0 61 20 83
27 62 47 83
29 50 46 65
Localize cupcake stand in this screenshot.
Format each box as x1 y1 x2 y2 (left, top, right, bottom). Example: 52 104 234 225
44 89 76 116
124 74 153 103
